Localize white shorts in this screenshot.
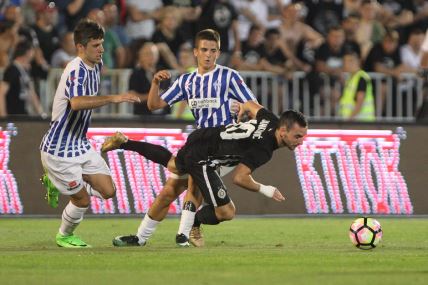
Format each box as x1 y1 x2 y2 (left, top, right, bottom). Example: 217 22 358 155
40 147 111 195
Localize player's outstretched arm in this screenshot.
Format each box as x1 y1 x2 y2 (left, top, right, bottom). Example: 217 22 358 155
69 92 141 111
237 101 264 122
232 163 285 202
147 70 170 111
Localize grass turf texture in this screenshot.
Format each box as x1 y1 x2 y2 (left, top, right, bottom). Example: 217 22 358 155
0 218 427 285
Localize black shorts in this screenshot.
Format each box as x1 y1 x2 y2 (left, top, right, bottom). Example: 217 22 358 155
187 163 231 207
176 140 231 207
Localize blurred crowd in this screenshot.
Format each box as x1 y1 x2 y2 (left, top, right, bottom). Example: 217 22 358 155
0 0 427 119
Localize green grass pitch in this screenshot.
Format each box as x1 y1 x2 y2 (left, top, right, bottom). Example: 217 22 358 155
0 218 427 285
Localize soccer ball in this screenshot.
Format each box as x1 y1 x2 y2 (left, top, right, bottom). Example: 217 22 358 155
349 217 382 250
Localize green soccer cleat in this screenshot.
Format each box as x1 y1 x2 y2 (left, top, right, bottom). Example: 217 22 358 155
41 173 59 208
56 233 91 248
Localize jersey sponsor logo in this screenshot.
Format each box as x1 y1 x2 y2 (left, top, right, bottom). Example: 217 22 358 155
217 188 226 199
252 119 270 139
188 98 221 109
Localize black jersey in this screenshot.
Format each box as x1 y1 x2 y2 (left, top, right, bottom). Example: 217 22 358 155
176 108 279 173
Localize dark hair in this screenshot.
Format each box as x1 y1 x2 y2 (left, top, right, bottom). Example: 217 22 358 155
265 28 280 38
328 25 344 34
0 20 14 33
383 29 399 42
13 40 33 59
279 110 308 130
195 29 220 49
73 18 104 47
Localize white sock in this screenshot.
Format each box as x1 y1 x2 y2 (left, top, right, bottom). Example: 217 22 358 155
59 202 88 236
136 214 160 245
84 182 103 199
177 210 196 238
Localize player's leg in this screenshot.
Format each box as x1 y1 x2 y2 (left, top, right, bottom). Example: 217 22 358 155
101 132 172 168
56 188 92 248
112 176 188 247
185 164 236 235
176 176 204 247
40 151 92 248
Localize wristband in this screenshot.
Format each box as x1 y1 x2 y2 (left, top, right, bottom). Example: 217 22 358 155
259 184 276 198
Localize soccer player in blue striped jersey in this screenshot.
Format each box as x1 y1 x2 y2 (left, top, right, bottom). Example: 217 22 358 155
40 19 141 248
105 29 260 247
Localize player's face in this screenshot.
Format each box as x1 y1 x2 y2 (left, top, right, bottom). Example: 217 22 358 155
281 123 307 150
79 38 104 66
194 40 220 72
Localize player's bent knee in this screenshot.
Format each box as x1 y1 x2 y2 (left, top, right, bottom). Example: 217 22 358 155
215 206 235 222
101 189 116 199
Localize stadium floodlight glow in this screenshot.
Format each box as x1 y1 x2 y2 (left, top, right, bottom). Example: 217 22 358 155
295 128 412 214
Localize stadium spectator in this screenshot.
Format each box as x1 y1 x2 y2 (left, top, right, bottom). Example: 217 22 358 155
339 50 375 121
341 13 362 57
196 0 241 65
87 8 125 69
102 3 130 47
50 32 76 68
260 28 291 75
162 0 202 42
343 0 363 17
0 41 44 117
311 26 347 113
231 25 264 71
416 29 428 120
21 0 45 26
125 0 163 44
400 28 424 69
53 0 110 32
32 3 60 64
355 0 385 59
128 42 164 115
278 2 323 72
152 6 187 70
364 30 415 116
107 105 306 247
377 0 415 30
0 20 18 69
232 0 272 41
304 0 344 36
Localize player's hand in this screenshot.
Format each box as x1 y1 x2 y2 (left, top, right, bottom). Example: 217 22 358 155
114 92 141 103
272 189 285 202
153 70 171 85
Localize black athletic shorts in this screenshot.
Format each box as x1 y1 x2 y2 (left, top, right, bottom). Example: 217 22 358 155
176 134 231 207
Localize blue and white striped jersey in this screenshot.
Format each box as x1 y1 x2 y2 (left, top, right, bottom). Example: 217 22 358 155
160 65 257 128
40 57 102 157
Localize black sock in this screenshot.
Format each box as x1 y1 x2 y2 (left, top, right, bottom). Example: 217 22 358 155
183 201 197 212
121 140 172 167
193 205 219 227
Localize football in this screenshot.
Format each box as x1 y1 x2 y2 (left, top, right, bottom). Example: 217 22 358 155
349 217 383 250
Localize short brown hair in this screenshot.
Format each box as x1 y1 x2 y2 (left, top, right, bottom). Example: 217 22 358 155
195 29 220 49
74 18 104 47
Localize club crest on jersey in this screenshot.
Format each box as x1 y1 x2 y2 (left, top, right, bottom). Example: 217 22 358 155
217 188 227 199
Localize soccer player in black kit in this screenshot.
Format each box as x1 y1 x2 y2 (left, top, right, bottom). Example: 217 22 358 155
111 102 308 246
